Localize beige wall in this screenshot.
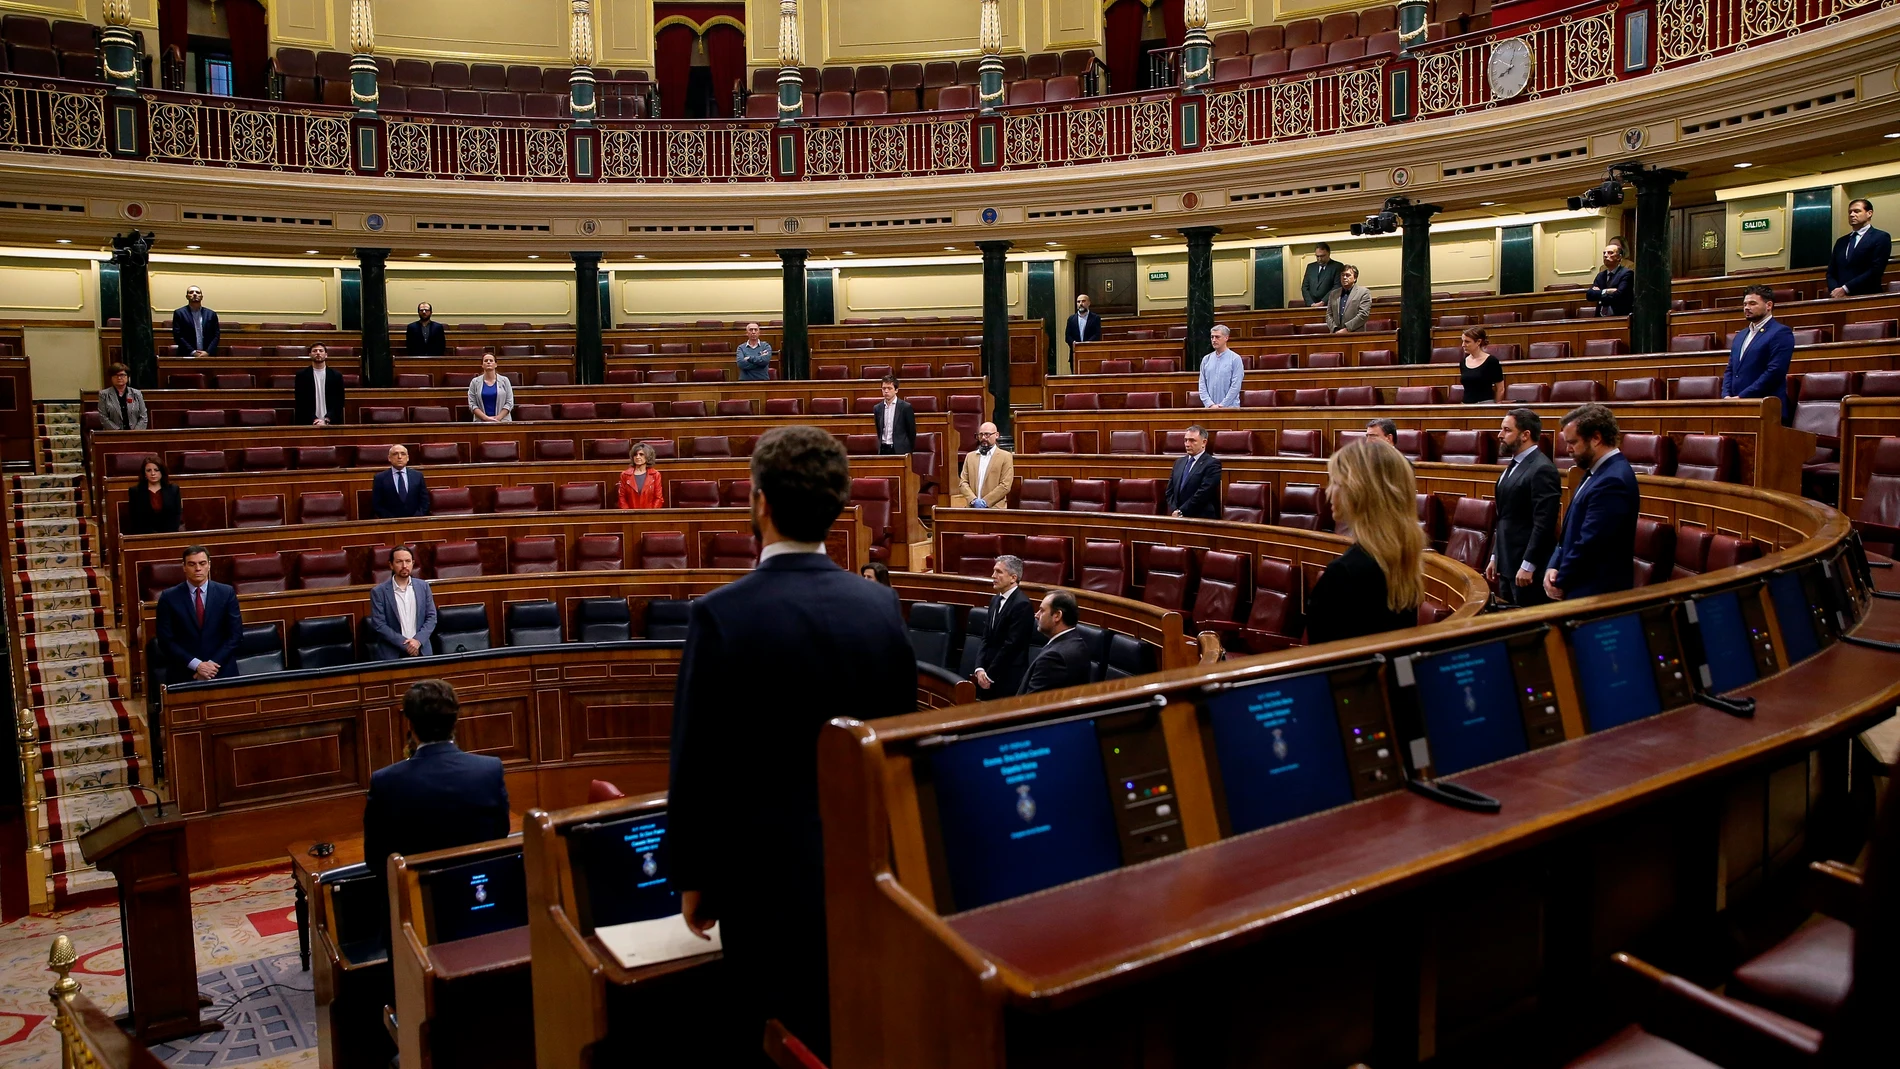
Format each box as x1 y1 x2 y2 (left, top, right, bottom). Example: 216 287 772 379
617 268 781 323
0 0 156 28
1133 249 1252 312
748 0 1104 67
1726 193 1791 275
1536 216 1609 290
1844 176 1900 236
837 262 1025 319
388 270 575 324
26 327 104 400
1280 232 1500 304
0 251 102 399
148 265 342 323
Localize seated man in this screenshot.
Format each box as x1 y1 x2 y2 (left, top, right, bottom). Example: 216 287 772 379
362 680 510 883
368 546 438 660
154 545 242 684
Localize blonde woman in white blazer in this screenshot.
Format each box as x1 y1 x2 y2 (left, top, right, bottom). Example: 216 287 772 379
467 352 514 422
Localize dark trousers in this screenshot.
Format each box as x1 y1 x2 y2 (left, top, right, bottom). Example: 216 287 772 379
1500 566 1550 608
877 443 902 455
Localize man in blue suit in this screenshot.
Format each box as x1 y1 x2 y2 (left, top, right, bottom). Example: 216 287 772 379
361 680 509 884
1545 404 1640 601
669 425 915 1063
1722 284 1796 426
154 546 242 683
1167 424 1224 519
367 546 438 660
1827 199 1891 298
370 445 430 519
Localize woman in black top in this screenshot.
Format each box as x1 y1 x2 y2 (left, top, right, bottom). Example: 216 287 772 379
124 456 182 535
1305 439 1425 644
1458 326 1504 404
1586 242 1634 316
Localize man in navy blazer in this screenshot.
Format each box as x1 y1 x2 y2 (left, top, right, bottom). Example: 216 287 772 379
170 286 220 357
1064 293 1102 345
669 426 915 1062
1722 285 1796 425
405 302 447 356
1545 404 1640 601
154 546 243 683
1167 424 1224 519
371 445 430 519
361 680 510 885
367 546 438 660
1827 199 1891 298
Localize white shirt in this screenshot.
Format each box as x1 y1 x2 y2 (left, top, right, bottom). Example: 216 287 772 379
759 539 826 562
393 580 417 640
1584 447 1623 477
879 403 894 444
975 448 994 500
1736 315 1775 359
1075 311 1091 332
311 366 328 422
392 467 409 497
1850 223 1871 248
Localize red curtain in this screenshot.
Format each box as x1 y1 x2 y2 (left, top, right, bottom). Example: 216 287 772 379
1162 0 1186 46
1104 0 1144 95
157 0 188 63
225 0 269 98
654 24 695 119
704 24 746 117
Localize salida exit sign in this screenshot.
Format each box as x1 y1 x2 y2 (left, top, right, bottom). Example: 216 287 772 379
1741 218 1771 232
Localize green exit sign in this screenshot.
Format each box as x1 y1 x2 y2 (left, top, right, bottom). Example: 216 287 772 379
1148 270 1170 281
1741 218 1771 232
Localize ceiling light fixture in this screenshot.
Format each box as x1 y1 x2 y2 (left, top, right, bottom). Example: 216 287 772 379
55 238 72 244
1479 201 1497 206
1885 132 1900 139
527 254 539 259
1733 162 1752 168
185 244 200 250
305 249 320 254
417 252 431 258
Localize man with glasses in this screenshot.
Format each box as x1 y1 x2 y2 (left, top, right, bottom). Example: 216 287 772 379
956 421 1013 508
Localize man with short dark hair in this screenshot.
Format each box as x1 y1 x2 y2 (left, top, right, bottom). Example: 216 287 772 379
361 680 509 885
872 374 915 455
1545 404 1639 601
170 286 219 357
295 343 347 426
736 321 772 381
973 554 1033 699
1364 418 1398 445
1301 243 1342 307
1723 284 1795 425
1326 265 1371 333
368 546 438 659
1167 424 1223 519
1827 199 1890 298
155 544 242 683
669 425 915 1062
371 444 430 518
1019 590 1092 695
406 302 447 356
1491 408 1560 607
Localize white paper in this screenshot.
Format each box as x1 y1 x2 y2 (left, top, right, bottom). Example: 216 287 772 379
596 915 721 970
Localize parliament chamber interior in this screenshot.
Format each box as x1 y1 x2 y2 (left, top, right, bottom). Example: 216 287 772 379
0 0 1899 1066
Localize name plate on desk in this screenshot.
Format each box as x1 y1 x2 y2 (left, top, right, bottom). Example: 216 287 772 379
596 917 722 970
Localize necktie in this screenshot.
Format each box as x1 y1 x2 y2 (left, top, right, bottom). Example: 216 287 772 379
397 470 406 497
1851 230 1862 251
194 586 205 627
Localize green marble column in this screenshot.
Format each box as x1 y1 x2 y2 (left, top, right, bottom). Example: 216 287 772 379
1181 226 1221 370
778 248 810 379
978 239 1013 439
111 231 157 389
1397 0 1429 54
572 252 603 384
356 247 392 387
1396 201 1440 365
1628 167 1686 355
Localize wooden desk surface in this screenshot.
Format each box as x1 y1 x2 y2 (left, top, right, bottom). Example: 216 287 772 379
429 926 532 981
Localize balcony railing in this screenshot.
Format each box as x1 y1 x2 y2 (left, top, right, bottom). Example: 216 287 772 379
0 0 1879 185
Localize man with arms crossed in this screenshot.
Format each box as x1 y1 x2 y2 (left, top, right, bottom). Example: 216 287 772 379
736 321 773 381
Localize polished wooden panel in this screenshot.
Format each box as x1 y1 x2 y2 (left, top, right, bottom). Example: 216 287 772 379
1838 395 1900 524
0 354 34 467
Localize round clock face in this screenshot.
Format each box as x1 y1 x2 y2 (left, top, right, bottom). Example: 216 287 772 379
1488 38 1533 100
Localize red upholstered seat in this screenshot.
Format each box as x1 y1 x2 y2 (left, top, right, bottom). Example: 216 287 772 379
1359 349 1396 366
1239 558 1303 653
1707 534 1762 572
1395 386 1441 405
1503 383 1550 404
1069 479 1113 513
1019 535 1070 585
232 495 285 528
1193 550 1249 637
1018 478 1068 511
180 450 227 473
690 435 732 458
1394 429 1434 463
638 531 689 569
1794 371 1853 445
706 532 760 569
493 486 540 513
556 482 604 511
1445 497 1496 571
231 554 288 594
1858 438 1900 546
669 400 708 418
1222 482 1270 523
1109 430 1153 455
1528 341 1571 360
1241 390 1276 408
478 441 520 462
510 536 562 574
1142 546 1197 612
1291 389 1330 406
1417 493 1447 544
1842 319 1897 341
533 440 576 461
1670 332 1716 352
1126 392 1172 408
1670 524 1714 579
430 487 475 516
1278 429 1323 458
297 550 354 589
1113 478 1163 515
1211 430 1255 455
1278 484 1332 530
850 477 895 563
1333 386 1375 407
1620 433 1677 476
1037 432 1077 454
1550 380 1606 404
1676 435 1737 482
1059 392 1100 410
241 447 289 471
1078 539 1128 597
1631 518 1675 587
574 534 624 571
1440 431 1496 465
417 443 461 464
1672 375 1723 400
672 480 719 508
1614 377 1663 401
1583 338 1628 357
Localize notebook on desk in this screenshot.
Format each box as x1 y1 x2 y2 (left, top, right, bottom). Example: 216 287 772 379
595 916 722 970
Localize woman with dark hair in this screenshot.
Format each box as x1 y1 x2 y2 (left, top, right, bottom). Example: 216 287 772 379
125 455 183 535
1459 326 1505 404
98 362 148 431
860 562 891 586
617 442 665 509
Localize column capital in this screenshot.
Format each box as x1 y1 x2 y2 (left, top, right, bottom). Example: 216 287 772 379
1178 225 1222 242
777 247 809 264
976 239 1013 256
1395 201 1442 224
111 229 155 265
354 246 391 264
570 250 603 266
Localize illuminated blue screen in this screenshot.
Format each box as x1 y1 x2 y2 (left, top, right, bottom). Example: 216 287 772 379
929 719 1122 911
1572 615 1664 731
1207 672 1354 834
1694 591 1758 694
1766 573 1819 665
568 813 678 930
427 853 526 943
1413 642 1527 776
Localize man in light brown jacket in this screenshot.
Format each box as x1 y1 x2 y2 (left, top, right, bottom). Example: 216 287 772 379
955 422 1013 508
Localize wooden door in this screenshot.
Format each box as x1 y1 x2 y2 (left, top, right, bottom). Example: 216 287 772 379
1673 205 1727 278
1078 255 1138 316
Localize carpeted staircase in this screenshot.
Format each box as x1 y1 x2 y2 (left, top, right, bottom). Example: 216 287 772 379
9 401 151 909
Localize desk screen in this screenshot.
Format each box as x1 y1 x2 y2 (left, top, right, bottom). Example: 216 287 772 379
567 812 678 931
929 718 1123 912
426 853 526 944
1767 573 1819 665
1207 671 1355 834
1693 590 1758 694
1413 642 1528 776
1571 614 1664 732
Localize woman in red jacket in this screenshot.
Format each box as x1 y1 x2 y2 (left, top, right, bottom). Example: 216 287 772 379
617 443 665 509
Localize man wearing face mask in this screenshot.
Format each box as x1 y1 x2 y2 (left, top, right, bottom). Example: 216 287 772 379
1064 292 1102 346
957 421 1013 508
667 425 914 1063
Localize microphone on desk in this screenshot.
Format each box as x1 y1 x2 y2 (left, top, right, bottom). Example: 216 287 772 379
1693 692 1756 718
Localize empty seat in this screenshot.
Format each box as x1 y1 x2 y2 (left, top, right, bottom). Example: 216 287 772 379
1673 375 1723 400
1676 435 1737 481
1707 534 1762 572
297 550 354 590
510 536 561 574
493 486 540 513
556 482 603 511
1278 485 1332 530
1193 551 1249 635
1211 430 1256 456
906 603 957 668
430 488 475 516
574 534 625 571
1113 478 1164 515
232 495 285 528
1794 371 1854 444
230 554 288 595
241 447 290 471
1631 518 1676 587
234 622 286 676
1614 377 1663 402
1671 525 1714 579
1069 479 1113 513
639 531 688 569
1445 497 1496 572
706 532 759 569
850 478 896 563
673 480 720 508
1223 482 1270 524
1038 432 1077 454
1018 535 1069 585
1550 380 1606 404
1670 332 1717 352
291 616 355 669
1620 433 1678 476
1841 319 1897 341
1109 430 1153 454
1440 431 1496 465
1278 429 1324 458
478 441 520 463
433 603 491 654
1143 546 1197 612
1018 478 1068 511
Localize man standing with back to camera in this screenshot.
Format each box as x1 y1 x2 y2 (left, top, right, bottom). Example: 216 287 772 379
669 426 915 1063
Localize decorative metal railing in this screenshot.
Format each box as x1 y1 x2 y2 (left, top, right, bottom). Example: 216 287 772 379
0 0 1882 184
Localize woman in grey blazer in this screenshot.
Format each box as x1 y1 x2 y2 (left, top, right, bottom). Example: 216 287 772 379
1325 265 1373 334
97 362 149 430
467 352 514 422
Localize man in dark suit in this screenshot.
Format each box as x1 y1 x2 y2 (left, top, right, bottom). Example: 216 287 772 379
1722 284 1796 425
405 302 447 356
1826 199 1891 298
170 285 219 357
669 425 915 1062
294 343 347 426
361 680 509 885
1545 404 1640 601
872 374 915 456
154 545 243 683
367 546 438 660
1490 408 1561 607
972 554 1034 700
1064 293 1102 346
371 445 430 518
1300 243 1343 307
1167 424 1223 519
1019 590 1093 695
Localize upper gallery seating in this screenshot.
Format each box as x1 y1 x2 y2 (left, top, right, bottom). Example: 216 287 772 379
268 49 655 117
2 13 117 82
747 48 1107 117
1164 1 1481 86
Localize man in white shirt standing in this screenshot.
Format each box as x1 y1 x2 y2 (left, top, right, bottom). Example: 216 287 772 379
295 343 347 426
368 545 438 660
956 422 1013 508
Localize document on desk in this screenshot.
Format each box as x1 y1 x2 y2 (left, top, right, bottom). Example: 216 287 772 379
596 916 721 970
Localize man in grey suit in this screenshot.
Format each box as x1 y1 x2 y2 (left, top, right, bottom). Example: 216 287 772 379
1489 408 1561 607
1326 265 1372 333
1301 243 1343 307
368 545 438 659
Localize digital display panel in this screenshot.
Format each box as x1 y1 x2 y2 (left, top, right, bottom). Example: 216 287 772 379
1207 671 1355 833
1413 642 1528 776
1766 573 1819 665
929 719 1123 911
1694 590 1758 694
1571 614 1664 731
568 813 678 931
426 853 526 944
